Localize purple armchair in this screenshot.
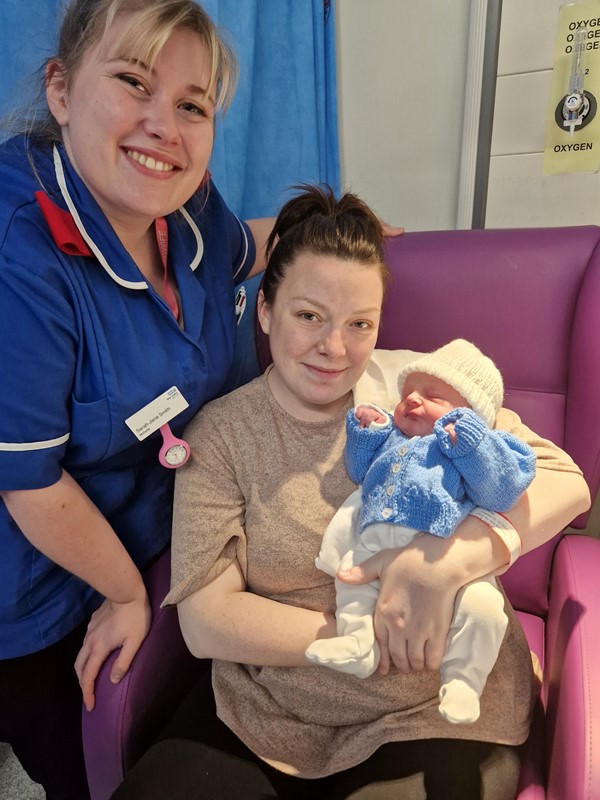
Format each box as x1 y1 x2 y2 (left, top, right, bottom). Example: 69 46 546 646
81 549 203 800
83 225 600 800
378 226 600 800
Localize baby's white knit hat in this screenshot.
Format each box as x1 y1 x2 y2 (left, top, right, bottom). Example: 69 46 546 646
397 339 504 427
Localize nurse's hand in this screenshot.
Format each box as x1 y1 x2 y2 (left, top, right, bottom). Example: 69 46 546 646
380 221 404 238
336 537 461 675
75 591 152 712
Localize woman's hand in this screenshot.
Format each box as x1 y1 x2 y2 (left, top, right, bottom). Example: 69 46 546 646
337 538 461 675
75 591 151 712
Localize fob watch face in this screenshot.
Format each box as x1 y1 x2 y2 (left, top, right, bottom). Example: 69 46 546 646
164 444 188 466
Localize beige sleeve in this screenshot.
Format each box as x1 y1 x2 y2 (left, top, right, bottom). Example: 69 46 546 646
495 407 583 475
162 407 248 607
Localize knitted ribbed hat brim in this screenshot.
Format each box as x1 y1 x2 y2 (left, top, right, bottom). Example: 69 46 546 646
397 339 503 428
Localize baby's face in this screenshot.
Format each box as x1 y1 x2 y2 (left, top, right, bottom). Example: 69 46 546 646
393 372 468 437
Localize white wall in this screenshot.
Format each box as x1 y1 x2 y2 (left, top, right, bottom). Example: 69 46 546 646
487 0 600 227
335 0 471 231
337 0 600 231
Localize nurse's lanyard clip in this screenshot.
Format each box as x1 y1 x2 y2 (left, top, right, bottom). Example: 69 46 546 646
155 217 191 469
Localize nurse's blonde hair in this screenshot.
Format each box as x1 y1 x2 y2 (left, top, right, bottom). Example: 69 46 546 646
27 0 237 141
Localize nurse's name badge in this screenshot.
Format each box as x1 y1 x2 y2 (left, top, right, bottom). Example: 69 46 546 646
125 387 191 469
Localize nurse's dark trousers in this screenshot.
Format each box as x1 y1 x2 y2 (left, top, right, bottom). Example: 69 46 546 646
0 622 90 800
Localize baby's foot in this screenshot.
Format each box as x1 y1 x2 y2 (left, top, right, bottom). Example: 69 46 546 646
438 679 481 724
305 636 378 678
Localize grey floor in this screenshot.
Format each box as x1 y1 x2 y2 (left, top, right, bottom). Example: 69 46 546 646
0 743 45 799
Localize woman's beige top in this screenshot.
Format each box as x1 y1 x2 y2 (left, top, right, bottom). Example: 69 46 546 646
166 373 581 778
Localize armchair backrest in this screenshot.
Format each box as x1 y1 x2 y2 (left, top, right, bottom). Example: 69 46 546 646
378 226 600 614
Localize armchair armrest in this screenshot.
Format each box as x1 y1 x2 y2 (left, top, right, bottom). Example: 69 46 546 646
82 549 205 800
544 534 600 800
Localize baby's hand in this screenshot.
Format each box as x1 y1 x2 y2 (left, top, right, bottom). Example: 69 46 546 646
356 405 387 428
444 422 457 444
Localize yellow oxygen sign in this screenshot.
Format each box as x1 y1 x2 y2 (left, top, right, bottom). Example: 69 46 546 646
544 2 600 174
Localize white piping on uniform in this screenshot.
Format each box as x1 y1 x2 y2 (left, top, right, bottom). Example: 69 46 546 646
52 146 205 284
0 433 70 452
53 146 147 290
232 215 249 281
179 205 204 271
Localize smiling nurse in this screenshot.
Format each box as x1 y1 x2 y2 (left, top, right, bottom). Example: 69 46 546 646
0 2 274 798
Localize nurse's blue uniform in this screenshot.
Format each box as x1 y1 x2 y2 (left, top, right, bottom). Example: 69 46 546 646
0 135 255 659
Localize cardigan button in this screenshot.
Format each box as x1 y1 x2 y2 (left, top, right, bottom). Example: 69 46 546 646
398 446 408 456
382 508 393 519
386 485 394 496
391 463 401 473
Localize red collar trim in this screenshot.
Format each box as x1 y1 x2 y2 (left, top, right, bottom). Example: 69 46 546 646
35 190 93 257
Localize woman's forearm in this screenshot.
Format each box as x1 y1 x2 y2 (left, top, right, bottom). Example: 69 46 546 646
1 469 145 603
178 561 336 665
491 406 591 558
502 467 590 555
432 465 591 587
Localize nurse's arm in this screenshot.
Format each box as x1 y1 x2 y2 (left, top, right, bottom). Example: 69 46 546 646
0 469 151 711
178 559 337 665
245 217 274 278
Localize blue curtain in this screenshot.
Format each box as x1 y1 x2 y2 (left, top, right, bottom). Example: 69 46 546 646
203 0 340 217
0 0 64 118
0 0 340 219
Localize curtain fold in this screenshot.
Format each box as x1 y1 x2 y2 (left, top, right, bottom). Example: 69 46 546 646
204 0 340 217
1 1 340 219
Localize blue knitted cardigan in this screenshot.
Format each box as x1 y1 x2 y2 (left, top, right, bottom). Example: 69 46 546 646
345 407 537 538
